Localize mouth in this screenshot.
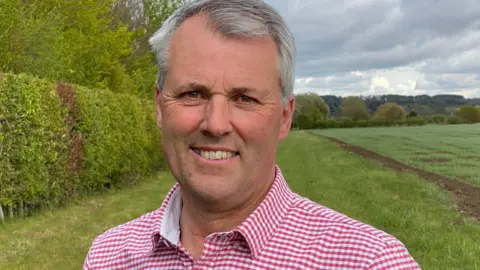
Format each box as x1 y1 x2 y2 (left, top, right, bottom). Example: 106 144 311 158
190 147 239 160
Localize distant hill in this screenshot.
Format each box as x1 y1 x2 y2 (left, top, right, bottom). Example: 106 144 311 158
321 94 480 117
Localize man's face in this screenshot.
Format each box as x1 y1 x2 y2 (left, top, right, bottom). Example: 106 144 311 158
155 15 294 206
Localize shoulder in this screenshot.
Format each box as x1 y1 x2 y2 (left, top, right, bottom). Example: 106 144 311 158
93 209 159 246
83 209 160 269
281 195 420 269
291 196 396 243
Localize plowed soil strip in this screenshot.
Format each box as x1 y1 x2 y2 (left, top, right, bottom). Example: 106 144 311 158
319 134 480 220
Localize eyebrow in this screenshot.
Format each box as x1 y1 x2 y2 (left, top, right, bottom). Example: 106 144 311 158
174 83 259 95
174 83 210 93
230 87 258 95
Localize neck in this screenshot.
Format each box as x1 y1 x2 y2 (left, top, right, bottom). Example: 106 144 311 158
179 167 276 260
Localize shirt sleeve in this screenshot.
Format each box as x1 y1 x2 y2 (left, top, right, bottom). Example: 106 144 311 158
83 254 92 270
83 242 95 270
366 240 421 270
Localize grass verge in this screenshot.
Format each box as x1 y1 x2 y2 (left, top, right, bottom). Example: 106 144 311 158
0 173 175 270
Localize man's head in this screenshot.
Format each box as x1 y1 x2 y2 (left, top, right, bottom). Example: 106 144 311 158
149 0 296 209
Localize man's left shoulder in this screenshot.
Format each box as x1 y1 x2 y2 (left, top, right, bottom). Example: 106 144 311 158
283 195 420 269
292 196 397 242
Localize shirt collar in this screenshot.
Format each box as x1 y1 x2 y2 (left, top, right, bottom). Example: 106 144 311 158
150 165 295 259
149 183 181 251
235 165 296 259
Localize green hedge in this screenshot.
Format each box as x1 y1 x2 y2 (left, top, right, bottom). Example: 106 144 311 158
311 117 427 130
0 73 163 218
75 85 163 190
0 73 68 209
445 115 462 125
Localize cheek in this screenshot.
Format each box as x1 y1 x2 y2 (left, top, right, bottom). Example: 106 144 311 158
164 105 204 134
232 108 281 141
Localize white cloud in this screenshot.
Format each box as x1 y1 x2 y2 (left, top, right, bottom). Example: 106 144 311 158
293 67 480 98
370 75 390 92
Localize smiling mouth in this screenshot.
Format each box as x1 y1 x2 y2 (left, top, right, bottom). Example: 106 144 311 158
190 147 239 160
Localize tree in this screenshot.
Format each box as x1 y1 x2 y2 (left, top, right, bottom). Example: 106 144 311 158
0 0 132 89
374 102 406 121
431 114 446 124
340 97 369 121
293 93 329 129
110 0 185 96
407 111 418 118
0 0 184 96
456 106 480 123
321 95 341 116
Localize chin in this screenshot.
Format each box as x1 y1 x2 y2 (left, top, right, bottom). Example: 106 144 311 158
187 175 240 202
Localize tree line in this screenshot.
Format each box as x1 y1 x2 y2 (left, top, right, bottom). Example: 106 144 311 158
322 94 480 117
293 93 480 129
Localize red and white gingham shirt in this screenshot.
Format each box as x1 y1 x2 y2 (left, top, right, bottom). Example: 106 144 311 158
83 166 420 269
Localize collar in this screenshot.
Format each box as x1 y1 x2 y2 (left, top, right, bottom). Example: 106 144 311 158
150 165 296 259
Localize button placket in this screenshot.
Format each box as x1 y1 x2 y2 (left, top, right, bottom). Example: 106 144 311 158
209 233 237 268
177 244 194 269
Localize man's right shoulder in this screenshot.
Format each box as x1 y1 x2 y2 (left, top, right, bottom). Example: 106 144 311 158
94 209 160 243
83 209 161 269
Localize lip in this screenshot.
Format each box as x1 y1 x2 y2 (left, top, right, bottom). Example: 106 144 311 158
190 146 238 153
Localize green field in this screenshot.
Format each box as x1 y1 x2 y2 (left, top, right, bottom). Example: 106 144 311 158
314 124 480 186
1 131 479 269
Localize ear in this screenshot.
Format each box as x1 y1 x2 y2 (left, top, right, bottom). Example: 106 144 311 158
278 95 295 141
155 84 163 130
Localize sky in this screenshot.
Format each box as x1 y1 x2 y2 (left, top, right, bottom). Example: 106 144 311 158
265 0 480 98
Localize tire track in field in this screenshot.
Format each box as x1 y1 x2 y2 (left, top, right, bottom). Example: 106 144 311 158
310 132 480 220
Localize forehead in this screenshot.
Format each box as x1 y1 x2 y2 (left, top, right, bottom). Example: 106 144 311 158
167 15 280 90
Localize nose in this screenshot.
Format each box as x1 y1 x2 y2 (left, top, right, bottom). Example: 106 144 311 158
201 95 233 137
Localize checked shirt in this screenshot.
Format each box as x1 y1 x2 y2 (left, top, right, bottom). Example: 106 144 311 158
83 166 420 269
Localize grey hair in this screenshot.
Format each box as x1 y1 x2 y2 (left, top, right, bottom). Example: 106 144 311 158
148 0 296 104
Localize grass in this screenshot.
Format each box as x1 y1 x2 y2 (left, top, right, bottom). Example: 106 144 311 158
0 174 176 270
313 124 480 186
1 131 479 269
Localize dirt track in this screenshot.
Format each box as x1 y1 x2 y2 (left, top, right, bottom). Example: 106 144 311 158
321 135 480 220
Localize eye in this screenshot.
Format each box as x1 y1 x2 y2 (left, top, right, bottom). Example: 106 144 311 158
235 95 256 104
180 91 206 101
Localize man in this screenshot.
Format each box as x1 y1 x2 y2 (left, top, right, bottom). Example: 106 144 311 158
84 0 420 269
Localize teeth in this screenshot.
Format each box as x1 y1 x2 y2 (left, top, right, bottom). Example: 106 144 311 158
194 149 236 160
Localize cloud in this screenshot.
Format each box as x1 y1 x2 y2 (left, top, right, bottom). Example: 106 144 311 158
265 0 480 97
293 67 480 98
370 75 390 91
